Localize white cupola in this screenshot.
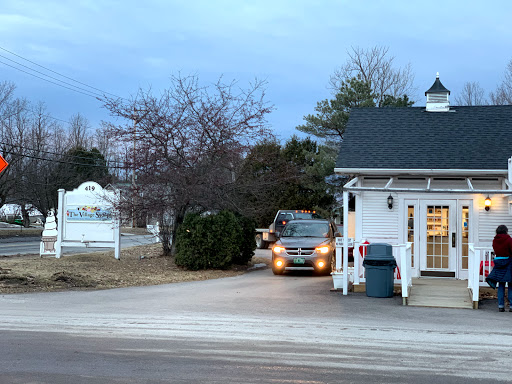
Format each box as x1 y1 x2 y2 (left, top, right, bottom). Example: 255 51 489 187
425 72 450 112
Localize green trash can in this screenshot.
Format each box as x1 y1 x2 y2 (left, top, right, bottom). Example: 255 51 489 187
362 243 397 298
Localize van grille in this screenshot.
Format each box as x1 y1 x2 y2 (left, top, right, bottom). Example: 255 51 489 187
286 248 315 256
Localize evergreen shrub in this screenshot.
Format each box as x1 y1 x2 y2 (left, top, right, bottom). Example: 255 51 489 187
175 211 256 270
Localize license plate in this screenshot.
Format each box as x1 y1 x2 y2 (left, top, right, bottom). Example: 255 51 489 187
293 257 305 264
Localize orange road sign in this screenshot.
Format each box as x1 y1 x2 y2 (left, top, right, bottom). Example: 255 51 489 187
0 155 8 174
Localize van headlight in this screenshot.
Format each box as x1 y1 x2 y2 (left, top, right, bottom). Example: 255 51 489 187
273 246 285 254
315 246 330 254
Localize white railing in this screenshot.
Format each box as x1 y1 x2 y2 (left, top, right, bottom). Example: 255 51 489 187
352 241 412 303
400 242 413 303
352 240 367 286
353 242 407 283
468 243 494 307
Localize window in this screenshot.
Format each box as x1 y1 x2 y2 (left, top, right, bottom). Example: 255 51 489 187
407 206 415 267
461 206 469 270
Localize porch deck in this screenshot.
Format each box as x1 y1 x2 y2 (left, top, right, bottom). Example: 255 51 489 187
407 278 473 309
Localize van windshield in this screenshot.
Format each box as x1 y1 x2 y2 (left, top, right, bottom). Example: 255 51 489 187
281 222 329 238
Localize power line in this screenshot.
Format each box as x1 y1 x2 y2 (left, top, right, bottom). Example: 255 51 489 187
0 53 105 99
2 149 127 169
0 101 72 126
0 45 125 100
0 59 102 99
27 108 74 126
0 141 127 167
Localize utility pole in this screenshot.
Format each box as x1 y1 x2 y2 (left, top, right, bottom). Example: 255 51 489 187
131 107 148 228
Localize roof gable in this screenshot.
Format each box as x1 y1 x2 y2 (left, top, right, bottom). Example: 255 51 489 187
335 106 512 174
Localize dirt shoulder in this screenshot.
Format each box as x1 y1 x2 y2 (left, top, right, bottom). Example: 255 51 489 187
0 242 271 294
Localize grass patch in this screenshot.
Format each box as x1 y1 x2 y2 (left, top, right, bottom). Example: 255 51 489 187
0 243 266 294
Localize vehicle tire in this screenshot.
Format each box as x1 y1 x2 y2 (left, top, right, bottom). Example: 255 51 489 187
272 265 284 275
255 234 269 249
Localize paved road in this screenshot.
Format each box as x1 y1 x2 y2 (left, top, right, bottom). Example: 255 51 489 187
0 257 509 383
0 234 155 256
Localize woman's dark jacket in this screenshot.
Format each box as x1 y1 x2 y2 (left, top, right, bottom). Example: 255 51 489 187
486 234 512 288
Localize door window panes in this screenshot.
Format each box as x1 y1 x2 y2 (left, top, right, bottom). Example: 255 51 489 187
461 206 469 270
407 206 415 267
426 205 450 270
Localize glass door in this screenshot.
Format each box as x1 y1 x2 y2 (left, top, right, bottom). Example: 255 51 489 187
420 201 457 276
457 202 472 280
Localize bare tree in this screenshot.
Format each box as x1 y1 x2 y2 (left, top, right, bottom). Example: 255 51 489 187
0 81 16 112
68 113 91 148
490 59 512 105
17 103 65 219
0 96 30 208
0 84 114 221
103 74 274 255
454 81 487 106
329 46 416 106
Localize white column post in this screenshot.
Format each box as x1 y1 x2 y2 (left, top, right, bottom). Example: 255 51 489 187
113 189 122 259
335 238 342 270
508 157 512 184
343 190 349 295
114 218 121 260
55 189 65 259
400 245 408 305
354 242 361 285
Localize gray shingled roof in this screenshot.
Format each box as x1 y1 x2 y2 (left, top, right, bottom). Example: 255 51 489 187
335 106 512 172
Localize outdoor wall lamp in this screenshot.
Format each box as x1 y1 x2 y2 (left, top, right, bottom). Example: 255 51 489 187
485 196 492 211
387 194 393 210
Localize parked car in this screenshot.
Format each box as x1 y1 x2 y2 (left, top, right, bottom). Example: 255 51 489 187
255 209 322 249
271 219 340 275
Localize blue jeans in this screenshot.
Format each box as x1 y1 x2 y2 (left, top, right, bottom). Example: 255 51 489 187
497 282 512 308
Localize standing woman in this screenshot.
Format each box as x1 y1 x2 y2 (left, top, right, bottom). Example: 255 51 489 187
487 225 512 312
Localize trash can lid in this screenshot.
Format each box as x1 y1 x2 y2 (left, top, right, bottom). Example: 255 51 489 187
365 243 395 261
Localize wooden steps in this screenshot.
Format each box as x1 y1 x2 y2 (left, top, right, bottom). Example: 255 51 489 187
407 278 473 309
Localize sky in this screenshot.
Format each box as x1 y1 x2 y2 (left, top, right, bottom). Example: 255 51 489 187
1 0 511 142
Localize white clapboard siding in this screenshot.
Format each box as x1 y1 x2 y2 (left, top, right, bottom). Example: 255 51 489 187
479 195 512 243
362 191 399 239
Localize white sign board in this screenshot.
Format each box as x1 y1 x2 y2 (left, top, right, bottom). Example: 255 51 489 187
335 237 354 247
55 182 121 259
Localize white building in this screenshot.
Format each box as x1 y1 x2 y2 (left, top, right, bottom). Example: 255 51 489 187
334 74 512 306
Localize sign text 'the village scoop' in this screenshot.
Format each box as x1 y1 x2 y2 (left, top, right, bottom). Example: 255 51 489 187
66 206 113 222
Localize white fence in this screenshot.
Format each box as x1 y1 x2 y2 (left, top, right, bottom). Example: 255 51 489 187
336 239 490 307
468 244 494 305
352 242 410 285
340 240 412 303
